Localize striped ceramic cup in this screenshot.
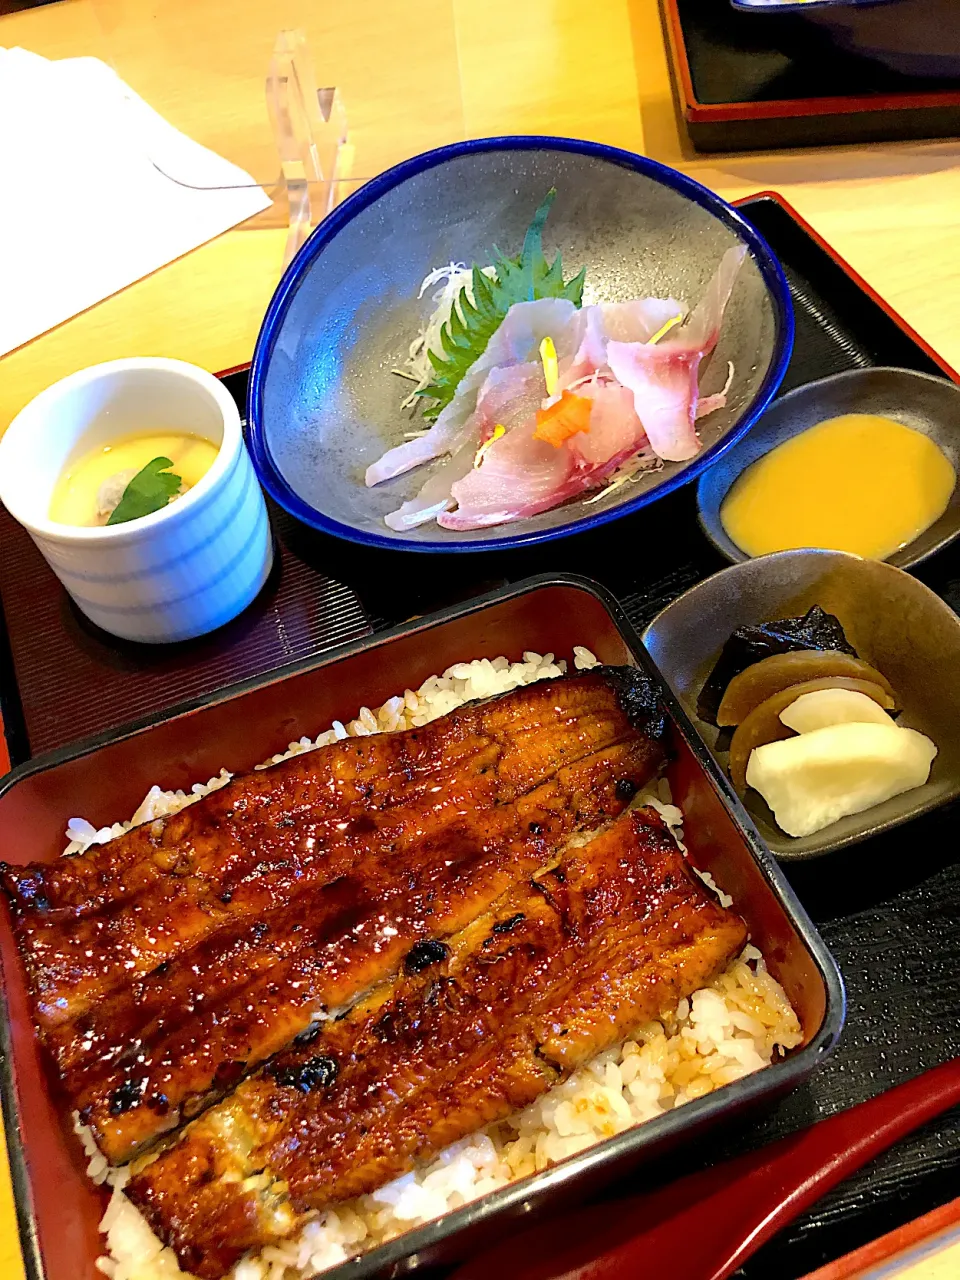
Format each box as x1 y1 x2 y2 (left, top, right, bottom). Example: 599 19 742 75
0 358 273 643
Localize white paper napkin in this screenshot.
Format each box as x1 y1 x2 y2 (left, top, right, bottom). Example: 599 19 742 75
0 47 272 358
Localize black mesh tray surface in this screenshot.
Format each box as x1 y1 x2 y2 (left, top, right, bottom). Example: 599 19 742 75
1 192 958 1277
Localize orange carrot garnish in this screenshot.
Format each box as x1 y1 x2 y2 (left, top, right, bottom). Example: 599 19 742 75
533 391 592 448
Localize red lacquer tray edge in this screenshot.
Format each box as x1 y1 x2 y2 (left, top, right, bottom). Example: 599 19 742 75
734 192 960 383
800 1193 960 1279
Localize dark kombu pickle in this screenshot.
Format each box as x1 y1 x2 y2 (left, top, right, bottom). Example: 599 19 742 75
697 606 857 725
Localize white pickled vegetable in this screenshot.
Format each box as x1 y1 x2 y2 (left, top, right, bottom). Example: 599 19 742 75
780 688 894 735
746 722 937 838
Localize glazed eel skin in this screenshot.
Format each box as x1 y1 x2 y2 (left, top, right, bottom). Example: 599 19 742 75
128 807 748 1279
0 669 667 1164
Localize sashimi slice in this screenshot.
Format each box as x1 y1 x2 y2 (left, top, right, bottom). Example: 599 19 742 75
561 305 607 387
383 440 475 530
680 244 746 350
599 297 686 344
383 363 544 530
365 298 579 486
437 380 649 531
552 299 686 397
438 422 577 531
605 246 745 462
605 344 704 462
474 362 545 438
569 380 647 467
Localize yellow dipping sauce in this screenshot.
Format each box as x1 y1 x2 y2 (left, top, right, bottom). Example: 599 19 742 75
720 414 956 560
49 432 219 527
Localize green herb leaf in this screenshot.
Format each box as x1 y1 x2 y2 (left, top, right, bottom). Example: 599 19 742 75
106 457 182 525
417 189 586 421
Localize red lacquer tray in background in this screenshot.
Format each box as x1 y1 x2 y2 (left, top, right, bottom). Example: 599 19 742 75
802 1195 960 1280
0 576 844 1280
661 0 960 151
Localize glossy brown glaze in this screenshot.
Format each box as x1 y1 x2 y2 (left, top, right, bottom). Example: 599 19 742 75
127 808 747 1279
0 671 666 1164
76 736 661 1161
4 675 633 1009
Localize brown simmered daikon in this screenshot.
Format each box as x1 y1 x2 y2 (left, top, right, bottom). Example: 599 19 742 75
728 676 895 794
717 650 897 728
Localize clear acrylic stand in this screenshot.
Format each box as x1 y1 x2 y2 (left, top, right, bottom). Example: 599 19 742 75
266 30 352 267
101 27 355 269
82 2 465 274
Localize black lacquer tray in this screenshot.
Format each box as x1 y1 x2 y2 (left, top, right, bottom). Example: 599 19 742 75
0 192 957 1278
661 0 960 152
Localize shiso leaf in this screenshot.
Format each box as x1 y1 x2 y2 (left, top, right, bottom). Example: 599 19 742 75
416 189 586 421
106 456 182 525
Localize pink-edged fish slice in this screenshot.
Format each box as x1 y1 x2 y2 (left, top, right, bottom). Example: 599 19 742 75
437 423 579 531
437 369 651 531
450 1055 960 1280
437 397 646 532
384 361 546 530
606 245 746 463
567 379 648 468
365 298 580 487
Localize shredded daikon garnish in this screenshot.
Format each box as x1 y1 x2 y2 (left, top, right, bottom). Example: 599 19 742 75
392 264 496 411
582 450 663 505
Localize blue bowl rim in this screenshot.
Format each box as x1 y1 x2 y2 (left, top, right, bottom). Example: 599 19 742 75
247 134 796 554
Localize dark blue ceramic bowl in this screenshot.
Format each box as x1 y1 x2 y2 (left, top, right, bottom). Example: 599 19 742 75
248 137 794 553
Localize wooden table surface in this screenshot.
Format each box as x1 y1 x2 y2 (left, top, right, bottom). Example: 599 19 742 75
1 1 959 1277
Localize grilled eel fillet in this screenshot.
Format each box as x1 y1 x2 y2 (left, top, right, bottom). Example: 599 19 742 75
0 669 667 1164
128 808 747 1279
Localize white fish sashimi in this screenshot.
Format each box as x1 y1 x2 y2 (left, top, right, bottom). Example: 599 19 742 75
383 363 544 531
680 244 746 350
599 296 687 343
473 362 545 437
365 298 578 487
370 244 747 527
605 343 705 462
438 424 578 531
438 380 647 531
568 379 647 468
383 440 475 530
605 246 745 462
561 305 607 387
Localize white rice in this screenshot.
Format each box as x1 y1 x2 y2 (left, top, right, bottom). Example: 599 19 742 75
63 648 801 1280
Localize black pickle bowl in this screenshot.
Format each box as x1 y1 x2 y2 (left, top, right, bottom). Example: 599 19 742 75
0 573 842 1280
696 367 960 571
643 549 960 859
